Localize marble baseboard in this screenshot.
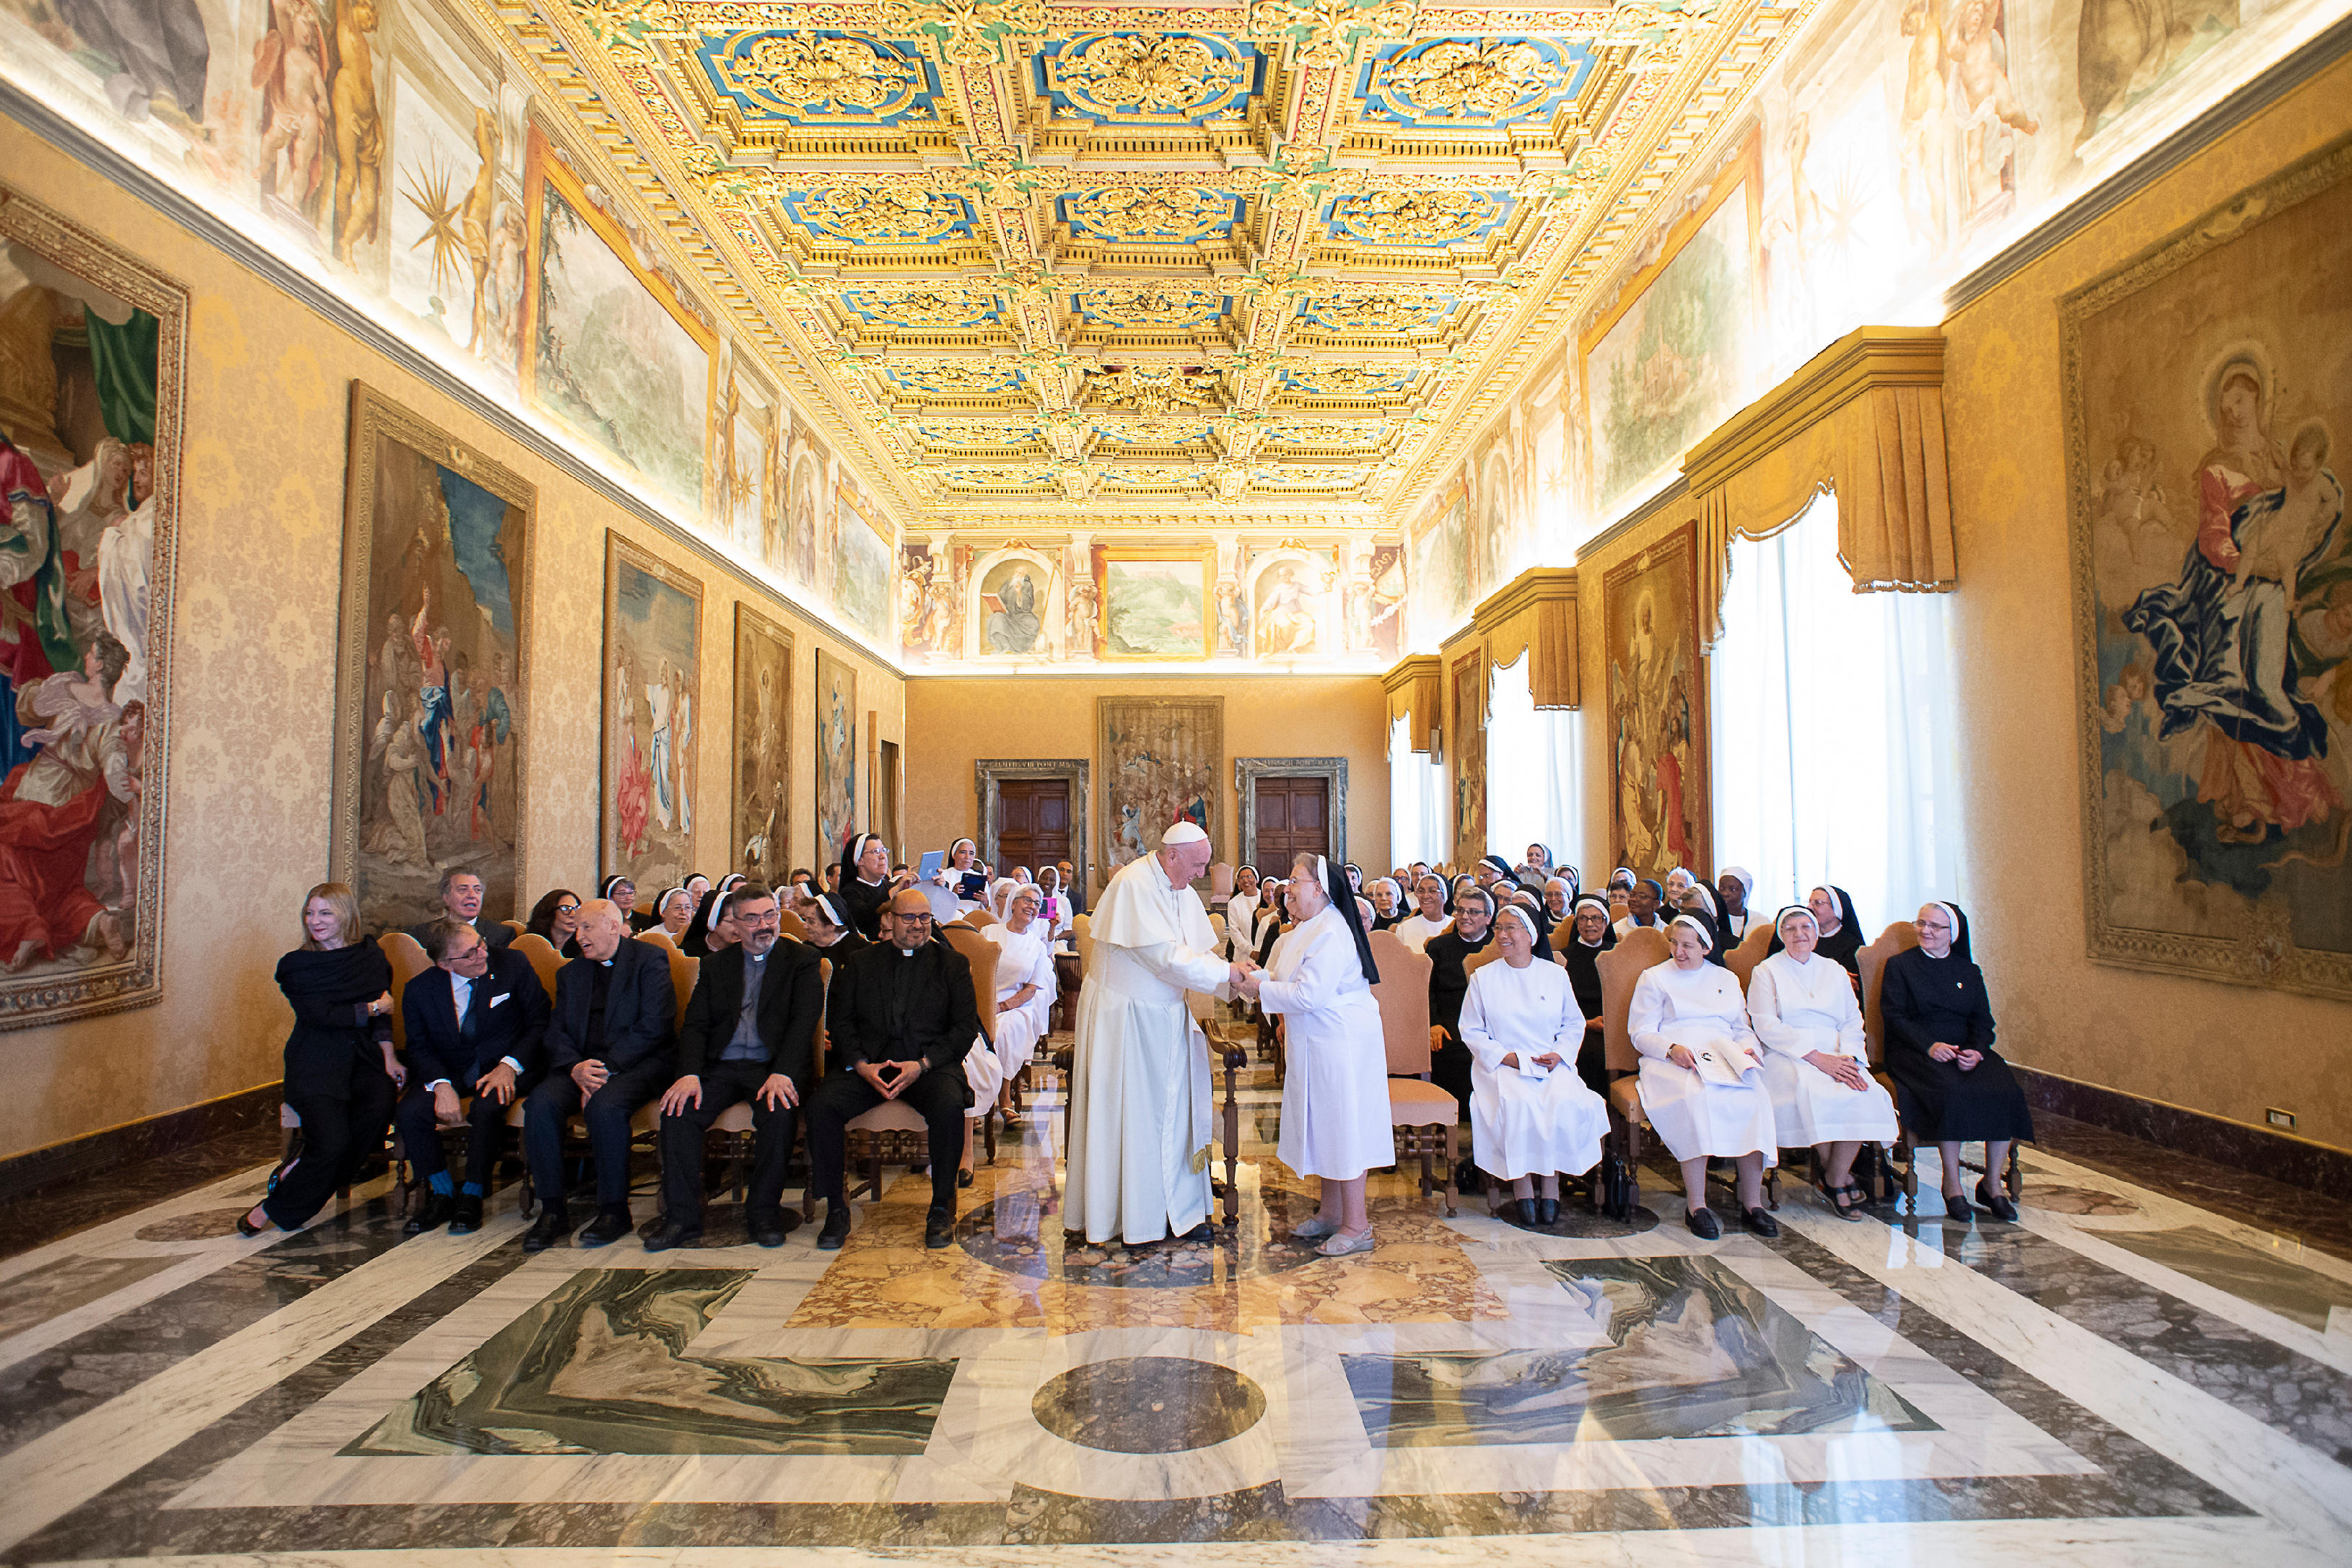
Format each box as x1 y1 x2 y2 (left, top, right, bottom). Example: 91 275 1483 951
0 1085 283 1208
2014 1069 2352 1205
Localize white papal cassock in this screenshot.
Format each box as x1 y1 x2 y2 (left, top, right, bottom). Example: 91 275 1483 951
1258 903 1391 1181
1748 950 1899 1146
984 918 1057 1079
1459 956 1609 1181
1064 851 1229 1243
1627 960 1778 1165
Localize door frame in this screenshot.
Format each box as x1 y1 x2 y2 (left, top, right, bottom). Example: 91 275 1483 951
974 758 1090 898
1233 756 1349 872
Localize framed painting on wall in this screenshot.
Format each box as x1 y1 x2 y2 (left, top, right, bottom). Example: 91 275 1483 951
0 188 187 1028
1450 648 1486 867
2064 138 2352 1001
1095 547 1212 660
336 384 533 939
1579 133 1762 523
814 648 858 866
603 533 700 893
732 604 792 885
1604 522 1710 880
1099 696 1221 874
832 480 893 642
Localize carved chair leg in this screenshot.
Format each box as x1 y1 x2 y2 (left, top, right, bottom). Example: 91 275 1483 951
1441 1126 1459 1217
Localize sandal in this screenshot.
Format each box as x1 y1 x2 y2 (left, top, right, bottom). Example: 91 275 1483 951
1825 1184 1866 1221
1291 1215 1339 1243
1315 1227 1375 1258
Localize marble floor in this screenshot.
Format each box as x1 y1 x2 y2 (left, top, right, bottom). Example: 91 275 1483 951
1 1051 2349 1567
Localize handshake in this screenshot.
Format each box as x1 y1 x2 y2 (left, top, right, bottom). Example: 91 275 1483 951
1228 958 1262 999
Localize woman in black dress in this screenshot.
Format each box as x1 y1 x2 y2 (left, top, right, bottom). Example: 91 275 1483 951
525 888 582 956
1879 901 2032 1222
240 883 401 1236
837 832 893 940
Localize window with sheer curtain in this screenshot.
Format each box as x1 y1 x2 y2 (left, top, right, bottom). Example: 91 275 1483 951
1485 652 1583 879
1389 714 1448 869
1709 491 1964 937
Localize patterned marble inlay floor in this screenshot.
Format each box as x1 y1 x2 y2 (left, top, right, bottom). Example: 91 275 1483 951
0 1062 2346 1564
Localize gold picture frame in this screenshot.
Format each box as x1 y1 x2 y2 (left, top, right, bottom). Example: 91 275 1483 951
602 531 702 891
1093 545 1215 661
731 602 792 884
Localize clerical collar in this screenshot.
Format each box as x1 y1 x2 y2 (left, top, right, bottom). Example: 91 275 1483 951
896 945 918 957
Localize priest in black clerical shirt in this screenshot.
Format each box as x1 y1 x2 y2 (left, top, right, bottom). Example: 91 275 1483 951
646 884 823 1250
808 888 982 1251
521 898 676 1252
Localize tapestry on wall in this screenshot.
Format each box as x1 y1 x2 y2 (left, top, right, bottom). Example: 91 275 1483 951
1099 696 1220 872
335 384 531 937
814 648 857 867
602 532 699 893
732 604 791 885
0 189 183 1028
2064 137 2352 1001
1451 651 1486 867
1604 522 1711 880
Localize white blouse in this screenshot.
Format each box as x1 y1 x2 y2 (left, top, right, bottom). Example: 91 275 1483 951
1459 958 1584 1073
1746 950 1865 1059
984 920 1057 1007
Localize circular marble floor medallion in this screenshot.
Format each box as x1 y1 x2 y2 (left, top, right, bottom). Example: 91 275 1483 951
958 1183 1331 1288
1031 1357 1267 1453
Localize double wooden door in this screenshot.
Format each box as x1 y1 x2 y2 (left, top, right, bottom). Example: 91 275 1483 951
997 779 1070 875
1252 776 1329 870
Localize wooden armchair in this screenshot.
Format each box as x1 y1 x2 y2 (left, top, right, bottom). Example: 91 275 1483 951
1596 927 1669 1219
377 932 434 1212
1368 931 1455 1215
1853 919 2011 1212
1725 921 1774 990
1186 984 1251 1227
840 927 999 1203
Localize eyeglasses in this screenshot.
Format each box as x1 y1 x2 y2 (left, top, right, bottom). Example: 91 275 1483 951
555 902 580 914
895 913 935 926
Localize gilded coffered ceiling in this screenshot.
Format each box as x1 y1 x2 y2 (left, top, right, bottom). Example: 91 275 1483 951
468 0 1808 528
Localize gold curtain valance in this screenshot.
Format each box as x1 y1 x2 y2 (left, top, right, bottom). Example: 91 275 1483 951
1381 654 1443 753
1682 326 1954 645
1440 626 1487 748
1472 566 1579 709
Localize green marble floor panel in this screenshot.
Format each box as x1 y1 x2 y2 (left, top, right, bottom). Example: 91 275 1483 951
346 1267 956 1457
2094 1225 2352 1332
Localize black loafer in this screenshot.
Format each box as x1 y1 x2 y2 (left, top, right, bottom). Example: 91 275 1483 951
1536 1198 1560 1226
523 1208 572 1253
450 1193 484 1234
404 1192 457 1236
1976 1178 2019 1223
956 1168 974 1189
577 1209 634 1247
1685 1206 1722 1240
1515 1199 1538 1225
748 1210 800 1248
924 1206 955 1250
640 1218 702 1253
236 1208 270 1238
816 1204 852 1251
1942 1190 1975 1222
1742 1206 1780 1237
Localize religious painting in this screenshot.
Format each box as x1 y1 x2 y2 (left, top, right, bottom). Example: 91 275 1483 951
1099 696 1221 872
0 190 183 1028
731 604 790 885
782 411 829 592
1582 136 1762 522
813 648 857 866
524 133 711 518
1604 523 1710 880
1409 480 1470 649
831 480 893 641
602 533 700 893
976 554 1049 657
1251 549 1336 659
714 354 771 562
1450 649 1486 866
1096 548 1211 660
385 72 525 377
2063 140 2352 1001
1365 541 1407 660
336 385 530 939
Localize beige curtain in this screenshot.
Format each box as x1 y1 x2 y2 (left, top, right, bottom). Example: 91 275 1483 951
1381 654 1442 753
1474 567 1580 709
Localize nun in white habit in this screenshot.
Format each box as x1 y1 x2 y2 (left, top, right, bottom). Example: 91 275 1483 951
1749 904 1897 1220
1627 914 1781 1240
1238 851 1390 1257
1459 904 1607 1226
984 880 1057 1086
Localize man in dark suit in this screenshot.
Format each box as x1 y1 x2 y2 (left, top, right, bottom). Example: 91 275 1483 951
646 884 823 1250
406 869 517 952
808 888 981 1252
395 918 549 1235
521 898 676 1251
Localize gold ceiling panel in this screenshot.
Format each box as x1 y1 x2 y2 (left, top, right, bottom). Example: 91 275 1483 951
480 0 1807 527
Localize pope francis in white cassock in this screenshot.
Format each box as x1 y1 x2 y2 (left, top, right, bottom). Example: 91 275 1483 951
1064 822 1247 1245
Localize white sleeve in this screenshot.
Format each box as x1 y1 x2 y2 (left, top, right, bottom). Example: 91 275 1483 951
1459 968 1512 1074
1549 974 1588 1054
1721 980 1759 1049
1747 965 1807 1059
1628 971 1673 1061
1031 940 1059 1005
1127 938 1232 998
1833 972 1868 1057
1258 930 1345 1017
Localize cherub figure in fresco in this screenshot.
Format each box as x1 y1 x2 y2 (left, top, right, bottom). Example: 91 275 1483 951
1949 0 2038 215
255 0 333 216
331 0 383 265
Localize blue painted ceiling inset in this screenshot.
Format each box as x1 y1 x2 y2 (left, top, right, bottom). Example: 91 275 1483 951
1057 188 1245 245
1032 32 1266 126
1321 189 1514 248
778 188 979 246
1355 38 1595 128
696 31 942 128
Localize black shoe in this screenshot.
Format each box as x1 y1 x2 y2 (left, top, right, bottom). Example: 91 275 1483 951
1976 1178 2019 1223
925 1205 954 1249
817 1203 852 1251
450 1193 484 1234
957 1168 974 1189
640 1217 702 1252
404 1192 457 1236
1536 1198 1560 1226
236 1207 270 1238
1942 1189 1975 1222
748 1209 800 1248
1514 1198 1537 1225
1685 1206 1722 1240
523 1207 572 1253
1179 1221 1214 1243
577 1209 634 1247
1742 1206 1780 1237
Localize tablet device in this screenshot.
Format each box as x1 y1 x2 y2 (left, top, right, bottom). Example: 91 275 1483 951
918 849 944 882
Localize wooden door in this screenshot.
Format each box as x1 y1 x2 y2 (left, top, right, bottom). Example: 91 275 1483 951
1253 776 1329 870
997 779 1070 875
